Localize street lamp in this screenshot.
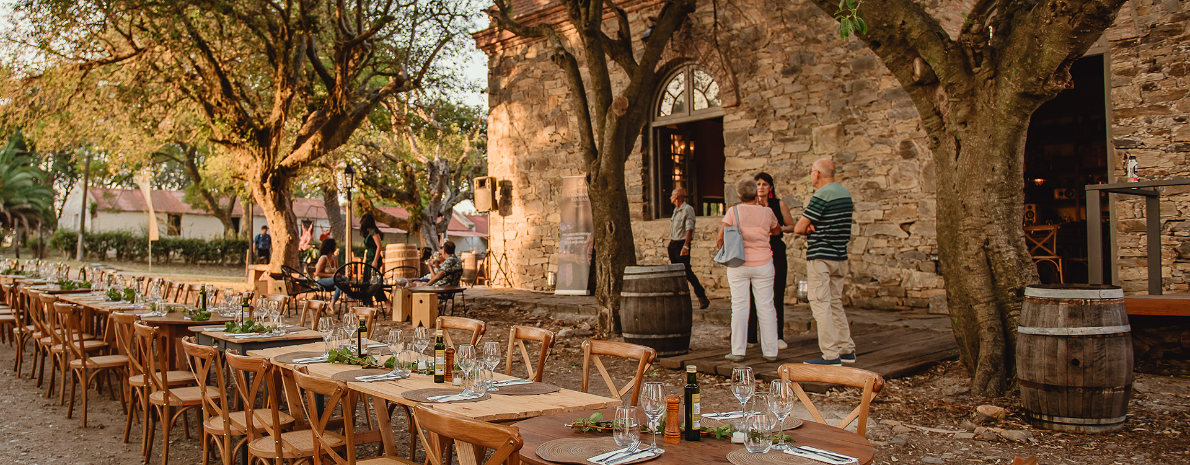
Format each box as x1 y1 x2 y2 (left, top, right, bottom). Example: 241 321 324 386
344 164 355 277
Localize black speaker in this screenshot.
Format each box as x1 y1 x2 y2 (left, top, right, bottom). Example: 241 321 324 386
1024 204 1037 225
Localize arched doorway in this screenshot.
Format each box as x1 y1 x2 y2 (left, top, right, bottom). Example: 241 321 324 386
650 65 726 219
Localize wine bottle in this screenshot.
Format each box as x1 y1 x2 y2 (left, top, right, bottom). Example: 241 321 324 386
684 365 700 441
241 295 251 324
433 330 446 383
357 317 368 357
199 285 207 311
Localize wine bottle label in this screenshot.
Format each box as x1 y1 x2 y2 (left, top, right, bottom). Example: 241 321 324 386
435 352 445 375
691 394 701 428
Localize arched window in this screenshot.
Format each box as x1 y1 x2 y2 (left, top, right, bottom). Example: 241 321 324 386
649 65 725 219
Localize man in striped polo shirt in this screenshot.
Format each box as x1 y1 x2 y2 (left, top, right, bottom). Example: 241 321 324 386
794 158 856 366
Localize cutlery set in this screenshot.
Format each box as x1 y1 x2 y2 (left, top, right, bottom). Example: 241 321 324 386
426 392 485 402
782 445 858 464
355 373 407 382
587 447 661 465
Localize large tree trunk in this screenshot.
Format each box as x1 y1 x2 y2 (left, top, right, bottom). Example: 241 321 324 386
587 147 637 335
253 166 300 273
323 186 346 245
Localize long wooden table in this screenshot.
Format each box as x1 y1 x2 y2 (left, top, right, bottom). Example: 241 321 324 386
250 341 621 422
515 409 876 465
193 325 325 353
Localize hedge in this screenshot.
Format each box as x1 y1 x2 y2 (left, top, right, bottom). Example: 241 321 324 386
50 229 250 265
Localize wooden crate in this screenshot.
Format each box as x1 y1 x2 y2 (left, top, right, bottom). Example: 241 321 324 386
412 293 438 328
392 288 413 322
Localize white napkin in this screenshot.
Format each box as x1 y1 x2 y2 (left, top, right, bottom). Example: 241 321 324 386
493 379 533 386
292 356 328 364
426 392 483 402
782 447 856 464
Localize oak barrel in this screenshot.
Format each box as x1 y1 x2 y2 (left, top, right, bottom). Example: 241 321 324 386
1017 284 1133 433
384 244 421 278
620 264 693 356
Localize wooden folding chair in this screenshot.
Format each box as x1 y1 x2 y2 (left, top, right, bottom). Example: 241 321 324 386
778 364 885 437
293 366 409 464
435 315 486 349
136 321 209 465
298 300 329 330
412 404 523 465
581 340 657 406
505 325 555 382
57 302 126 428
224 351 306 463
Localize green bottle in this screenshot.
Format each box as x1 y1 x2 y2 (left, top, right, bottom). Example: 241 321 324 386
199 285 207 311
433 330 446 383
357 318 368 357
241 295 251 324
684 365 701 441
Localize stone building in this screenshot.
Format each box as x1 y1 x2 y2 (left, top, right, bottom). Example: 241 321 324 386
473 0 1190 309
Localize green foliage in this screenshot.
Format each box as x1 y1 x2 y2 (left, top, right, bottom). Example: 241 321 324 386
105 287 134 302
186 308 211 321
0 131 56 229
834 0 867 40
325 347 395 369
57 279 90 290
50 229 250 264
223 320 273 333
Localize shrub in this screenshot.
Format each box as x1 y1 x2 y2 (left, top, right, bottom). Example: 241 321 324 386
48 229 250 265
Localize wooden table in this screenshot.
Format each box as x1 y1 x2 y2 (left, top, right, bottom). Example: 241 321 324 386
139 313 237 369
193 326 325 353
250 341 621 422
515 409 875 465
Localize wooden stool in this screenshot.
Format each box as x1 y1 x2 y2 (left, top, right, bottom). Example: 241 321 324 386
392 288 413 323
412 294 438 328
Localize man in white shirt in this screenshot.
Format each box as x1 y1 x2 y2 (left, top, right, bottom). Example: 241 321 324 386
668 188 710 309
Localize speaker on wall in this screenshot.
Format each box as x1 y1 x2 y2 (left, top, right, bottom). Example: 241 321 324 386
474 176 497 212
1024 203 1037 225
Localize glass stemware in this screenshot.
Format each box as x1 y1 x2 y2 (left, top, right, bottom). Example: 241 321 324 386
640 381 665 452
319 317 335 356
731 366 755 427
482 341 501 391
613 406 641 452
386 330 409 377
413 327 429 366
769 380 795 450
456 344 476 394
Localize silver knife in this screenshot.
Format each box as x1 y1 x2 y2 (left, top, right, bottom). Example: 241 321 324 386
799 446 856 463
597 447 639 464
783 446 852 464
606 448 654 465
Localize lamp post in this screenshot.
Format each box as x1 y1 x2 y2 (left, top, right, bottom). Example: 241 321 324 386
344 164 355 278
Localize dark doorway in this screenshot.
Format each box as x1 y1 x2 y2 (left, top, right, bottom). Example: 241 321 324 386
1022 55 1110 284
654 117 725 218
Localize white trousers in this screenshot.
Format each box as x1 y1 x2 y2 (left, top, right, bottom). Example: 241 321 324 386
727 260 777 357
807 259 854 359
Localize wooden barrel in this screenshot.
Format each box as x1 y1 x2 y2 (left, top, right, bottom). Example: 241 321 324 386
1017 284 1133 433
461 252 478 284
620 264 693 356
384 244 421 278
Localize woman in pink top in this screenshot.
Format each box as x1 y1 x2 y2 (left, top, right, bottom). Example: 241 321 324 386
717 177 782 361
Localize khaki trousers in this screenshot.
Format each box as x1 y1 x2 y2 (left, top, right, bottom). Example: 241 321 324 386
807 259 854 359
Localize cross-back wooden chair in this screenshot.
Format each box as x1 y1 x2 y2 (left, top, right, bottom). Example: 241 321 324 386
298 300 329 330
412 404 523 465
580 340 657 407
352 306 379 332
293 366 410 465
180 284 205 306
505 325 555 382
160 281 180 302
224 351 306 463
41 292 102 402
57 302 126 428
261 293 294 317
135 321 207 465
777 364 885 438
1023 224 1064 283
26 288 59 386
435 316 486 349
0 281 15 345
8 282 37 377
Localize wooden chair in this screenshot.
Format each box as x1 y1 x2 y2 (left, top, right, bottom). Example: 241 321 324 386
298 300 329 330
505 325 555 382
224 351 307 463
40 292 102 402
111 312 197 449
580 340 657 407
292 366 410 465
435 316 486 349
260 293 294 318
57 302 127 428
1024 224 1064 283
136 321 211 465
351 306 379 332
8 283 37 377
777 364 885 438
181 284 207 306
412 404 523 465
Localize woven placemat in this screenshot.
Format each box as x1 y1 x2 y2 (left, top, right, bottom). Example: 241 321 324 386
726 448 817 465
402 388 491 403
535 437 661 465
491 382 561 396
271 351 328 364
330 369 392 382
700 416 803 431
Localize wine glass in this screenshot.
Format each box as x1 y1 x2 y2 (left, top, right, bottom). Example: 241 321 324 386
613 406 641 453
482 341 501 391
769 380 795 450
413 327 429 365
731 366 755 427
640 381 665 452
319 317 335 356
386 330 409 377
456 344 476 394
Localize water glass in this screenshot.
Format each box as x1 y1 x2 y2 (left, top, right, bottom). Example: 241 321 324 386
640 381 665 451
742 413 774 454
319 317 335 355
613 406 641 450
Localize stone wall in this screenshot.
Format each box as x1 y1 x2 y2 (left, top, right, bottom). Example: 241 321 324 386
476 0 1186 308
1107 0 1190 294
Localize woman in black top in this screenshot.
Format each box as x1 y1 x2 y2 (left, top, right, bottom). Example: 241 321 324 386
359 213 390 314
749 172 797 349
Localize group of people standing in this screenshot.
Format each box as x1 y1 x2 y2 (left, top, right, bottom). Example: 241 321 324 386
667 158 856 366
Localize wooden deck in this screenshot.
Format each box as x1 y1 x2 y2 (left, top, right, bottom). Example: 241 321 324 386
659 324 959 391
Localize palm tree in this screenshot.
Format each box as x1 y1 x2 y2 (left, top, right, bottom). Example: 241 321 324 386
0 131 56 257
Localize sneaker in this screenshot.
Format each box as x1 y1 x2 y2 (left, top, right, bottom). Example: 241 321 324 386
840 352 856 363
725 354 746 362
804 356 842 366
763 356 778 362
777 340 788 350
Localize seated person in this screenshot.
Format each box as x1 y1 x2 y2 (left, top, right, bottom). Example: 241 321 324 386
424 241 463 286
312 238 341 302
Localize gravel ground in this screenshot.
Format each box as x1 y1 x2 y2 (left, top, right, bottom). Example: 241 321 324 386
1 301 1186 464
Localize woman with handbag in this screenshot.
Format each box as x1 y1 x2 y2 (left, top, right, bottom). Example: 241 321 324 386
717 177 783 361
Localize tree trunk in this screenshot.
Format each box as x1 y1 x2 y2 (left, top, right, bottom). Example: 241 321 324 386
323 186 346 245
419 218 440 253
76 152 92 261
240 191 254 240
253 168 300 273
587 149 637 335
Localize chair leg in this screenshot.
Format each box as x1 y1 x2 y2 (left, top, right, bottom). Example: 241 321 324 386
67 368 78 420
45 354 58 399
144 406 157 463
123 387 138 443
159 405 172 465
